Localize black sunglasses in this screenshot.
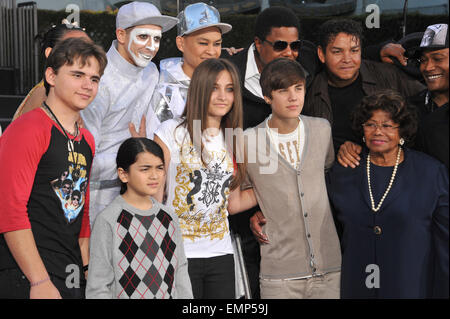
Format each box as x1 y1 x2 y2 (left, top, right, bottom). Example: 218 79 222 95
262 39 302 52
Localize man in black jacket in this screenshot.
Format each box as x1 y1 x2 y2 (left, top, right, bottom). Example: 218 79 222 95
307 19 424 161
227 6 319 130
335 22 448 170
411 24 449 170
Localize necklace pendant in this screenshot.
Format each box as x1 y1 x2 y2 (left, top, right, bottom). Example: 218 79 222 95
67 140 74 152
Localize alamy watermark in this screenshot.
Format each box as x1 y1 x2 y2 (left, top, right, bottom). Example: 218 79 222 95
63 4 80 28
365 4 380 29
365 264 380 289
65 264 81 289
178 120 279 175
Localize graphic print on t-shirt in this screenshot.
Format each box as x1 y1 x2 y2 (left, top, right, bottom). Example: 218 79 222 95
50 140 89 223
268 122 302 169
173 143 233 242
278 140 300 168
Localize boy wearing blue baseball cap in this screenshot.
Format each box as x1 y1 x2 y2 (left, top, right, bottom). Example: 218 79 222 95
146 2 232 138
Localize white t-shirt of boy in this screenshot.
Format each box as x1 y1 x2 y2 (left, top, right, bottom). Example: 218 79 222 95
266 116 305 168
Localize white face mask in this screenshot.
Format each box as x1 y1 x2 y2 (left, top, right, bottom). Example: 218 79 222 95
127 27 162 67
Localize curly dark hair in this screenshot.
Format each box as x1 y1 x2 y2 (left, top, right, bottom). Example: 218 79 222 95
351 90 418 144
318 18 363 50
255 6 301 41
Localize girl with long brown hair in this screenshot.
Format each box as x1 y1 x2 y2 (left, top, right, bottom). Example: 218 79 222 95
154 58 252 299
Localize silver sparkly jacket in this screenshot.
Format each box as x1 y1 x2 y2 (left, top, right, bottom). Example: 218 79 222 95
146 57 190 139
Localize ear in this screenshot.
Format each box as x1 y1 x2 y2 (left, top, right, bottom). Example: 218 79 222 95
117 167 129 184
116 28 127 45
44 47 52 58
254 36 262 54
176 36 184 53
317 46 326 64
263 95 271 104
44 67 57 87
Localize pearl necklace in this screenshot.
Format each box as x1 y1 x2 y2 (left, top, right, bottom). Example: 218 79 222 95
367 146 402 212
266 115 301 169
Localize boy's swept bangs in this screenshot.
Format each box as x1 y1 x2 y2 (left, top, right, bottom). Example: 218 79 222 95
260 58 306 98
44 37 107 95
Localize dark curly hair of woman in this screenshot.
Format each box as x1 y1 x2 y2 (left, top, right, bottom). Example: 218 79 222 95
351 90 418 145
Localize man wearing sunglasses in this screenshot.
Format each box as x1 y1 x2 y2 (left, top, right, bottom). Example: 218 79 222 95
226 6 319 131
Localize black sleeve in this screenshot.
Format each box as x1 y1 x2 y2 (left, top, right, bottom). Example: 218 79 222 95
363 39 395 62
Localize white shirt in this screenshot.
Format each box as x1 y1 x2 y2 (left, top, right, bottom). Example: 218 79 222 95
244 43 264 99
155 118 234 258
266 116 305 168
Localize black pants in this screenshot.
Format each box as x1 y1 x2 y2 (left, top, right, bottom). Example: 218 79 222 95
0 268 85 299
240 234 261 299
188 254 235 299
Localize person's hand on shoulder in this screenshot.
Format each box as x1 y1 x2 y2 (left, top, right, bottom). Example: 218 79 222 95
380 43 408 66
337 141 362 168
222 47 244 56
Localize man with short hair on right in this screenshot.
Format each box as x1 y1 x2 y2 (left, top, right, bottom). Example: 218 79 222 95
410 24 449 170
227 6 319 131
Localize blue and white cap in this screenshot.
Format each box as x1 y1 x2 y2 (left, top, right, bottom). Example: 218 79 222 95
177 2 232 36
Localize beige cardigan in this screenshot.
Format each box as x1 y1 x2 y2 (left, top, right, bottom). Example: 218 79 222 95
243 115 341 280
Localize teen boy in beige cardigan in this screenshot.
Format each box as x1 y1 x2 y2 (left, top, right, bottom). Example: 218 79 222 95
228 58 341 299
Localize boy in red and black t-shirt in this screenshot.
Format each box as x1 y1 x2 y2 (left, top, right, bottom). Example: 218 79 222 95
0 38 107 299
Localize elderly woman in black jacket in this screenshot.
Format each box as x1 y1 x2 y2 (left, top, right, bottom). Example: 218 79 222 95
326 90 448 298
